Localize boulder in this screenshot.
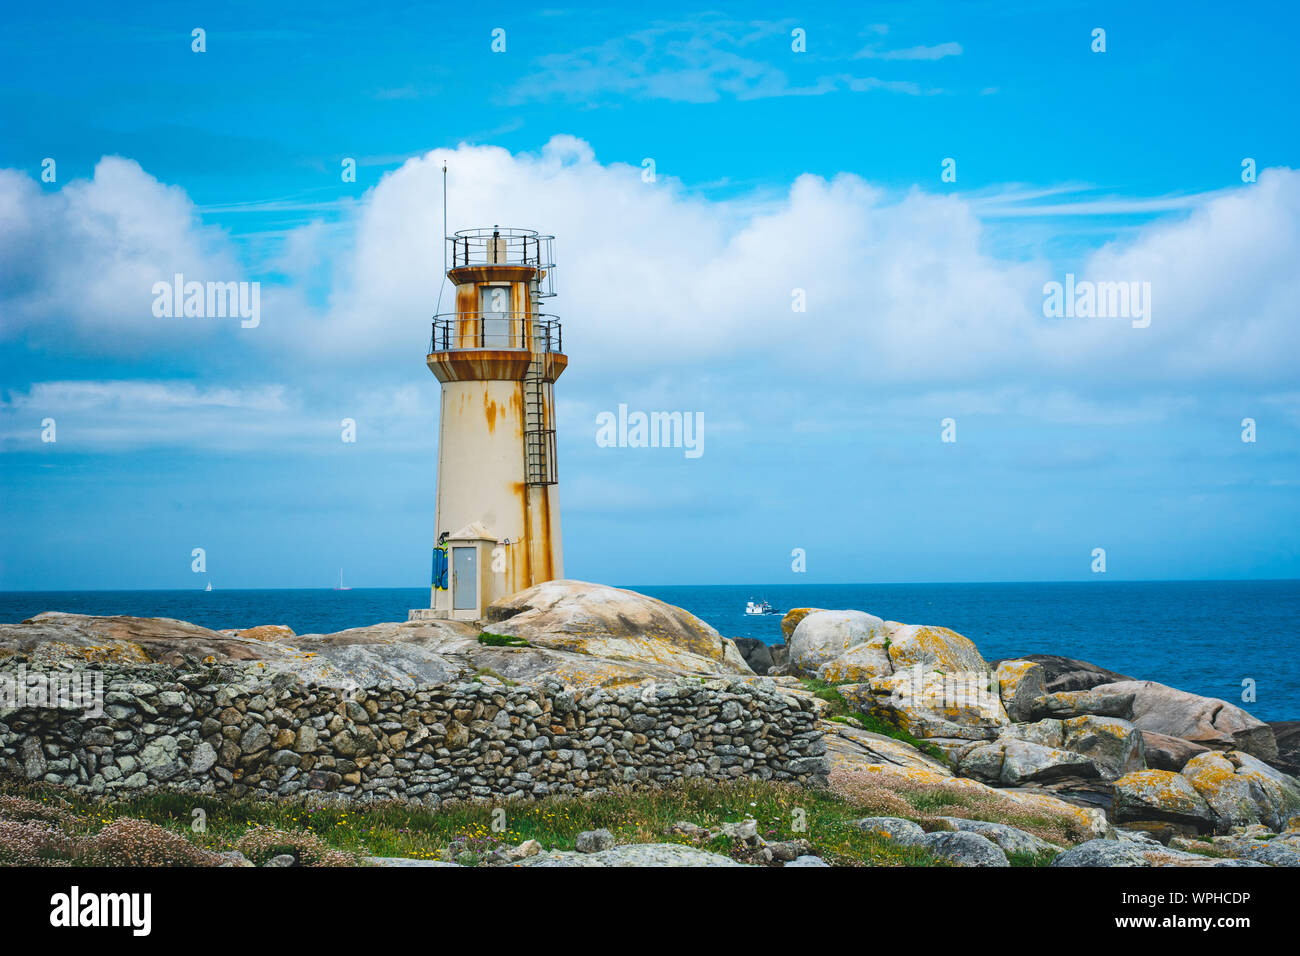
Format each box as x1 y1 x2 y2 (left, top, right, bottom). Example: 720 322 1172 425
918 831 1009 867
937 818 1062 857
1025 690 1135 720
1269 721 1300 776
1001 718 1065 749
824 721 953 776
731 638 773 675
1141 731 1210 771
228 624 296 642
992 655 1133 693
853 817 926 844
780 608 825 642
1113 770 1214 829
1060 716 1145 780
818 640 892 683
846 669 1008 741
1093 680 1277 762
575 829 616 853
883 622 989 674
1052 838 1265 868
1181 750 1300 832
995 659 1046 722
787 611 886 677
485 580 752 675
960 739 1100 786
1050 838 1152 867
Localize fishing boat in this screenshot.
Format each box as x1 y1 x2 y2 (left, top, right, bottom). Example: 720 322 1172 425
333 569 352 591
744 599 780 616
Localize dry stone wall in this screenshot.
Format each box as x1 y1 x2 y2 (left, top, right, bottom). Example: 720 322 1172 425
0 660 828 804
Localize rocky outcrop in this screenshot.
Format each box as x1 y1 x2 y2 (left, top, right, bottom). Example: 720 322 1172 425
780 608 825 642
1112 770 1214 829
787 612 988 684
938 817 1062 856
1269 721 1300 776
1051 837 1266 867
731 638 774 675
1141 731 1210 771
1025 690 1135 721
0 582 754 693
841 671 1009 742
1180 750 1300 832
787 611 887 677
991 655 1133 693
1059 716 1146 780
918 830 1009 866
958 738 1099 787
484 580 752 678
1094 680 1278 762
994 659 1045 722
823 720 952 775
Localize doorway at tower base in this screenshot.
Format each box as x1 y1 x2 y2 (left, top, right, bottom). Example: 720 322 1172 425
415 518 565 622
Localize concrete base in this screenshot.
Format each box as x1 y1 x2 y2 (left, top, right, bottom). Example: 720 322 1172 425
407 608 448 621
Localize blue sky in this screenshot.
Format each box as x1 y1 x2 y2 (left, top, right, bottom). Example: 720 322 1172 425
1 0 1298 589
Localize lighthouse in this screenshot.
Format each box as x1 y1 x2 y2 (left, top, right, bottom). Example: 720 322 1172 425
415 226 566 621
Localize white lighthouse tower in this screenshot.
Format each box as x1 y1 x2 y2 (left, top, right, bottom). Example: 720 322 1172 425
414 226 566 621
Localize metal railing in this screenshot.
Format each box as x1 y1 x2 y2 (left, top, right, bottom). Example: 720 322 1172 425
446 227 556 298
429 313 563 353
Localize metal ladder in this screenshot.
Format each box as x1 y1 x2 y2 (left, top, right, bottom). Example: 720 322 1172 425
523 358 556 486
523 281 557 486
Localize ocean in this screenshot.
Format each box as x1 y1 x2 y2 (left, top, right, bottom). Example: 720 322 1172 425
1 580 1296 722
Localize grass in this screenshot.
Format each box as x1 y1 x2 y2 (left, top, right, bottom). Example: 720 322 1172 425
0 773 990 867
829 767 1090 849
477 632 529 647
801 677 952 766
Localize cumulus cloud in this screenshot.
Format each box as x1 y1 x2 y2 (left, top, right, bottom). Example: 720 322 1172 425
278 138 1300 395
0 158 248 355
3 138 1298 448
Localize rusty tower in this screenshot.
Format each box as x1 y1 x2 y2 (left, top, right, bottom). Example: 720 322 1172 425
418 226 566 620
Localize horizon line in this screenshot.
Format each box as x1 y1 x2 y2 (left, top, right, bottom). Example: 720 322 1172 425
2 577 1298 594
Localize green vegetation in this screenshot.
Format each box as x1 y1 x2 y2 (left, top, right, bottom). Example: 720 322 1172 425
800 677 951 766
1007 849 1058 867
0 775 965 867
471 666 517 686
477 632 530 647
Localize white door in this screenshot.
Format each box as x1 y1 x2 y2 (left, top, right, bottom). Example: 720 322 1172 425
452 547 477 611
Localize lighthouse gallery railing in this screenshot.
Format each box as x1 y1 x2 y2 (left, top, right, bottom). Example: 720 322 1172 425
429 313 563 353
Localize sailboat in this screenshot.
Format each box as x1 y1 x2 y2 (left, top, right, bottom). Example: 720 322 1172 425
333 569 352 591
204 582 212 592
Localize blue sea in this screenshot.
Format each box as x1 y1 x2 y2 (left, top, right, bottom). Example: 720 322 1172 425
1 581 1296 722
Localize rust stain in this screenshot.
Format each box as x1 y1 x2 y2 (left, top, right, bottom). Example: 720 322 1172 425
447 265 537 286
539 485 554 581
483 392 499 433
513 480 532 587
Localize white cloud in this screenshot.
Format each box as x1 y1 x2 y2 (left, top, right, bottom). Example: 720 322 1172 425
0 158 248 354
855 41 963 60
4 140 1299 449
